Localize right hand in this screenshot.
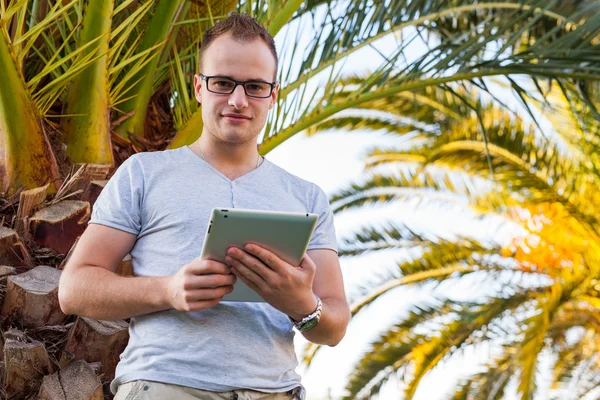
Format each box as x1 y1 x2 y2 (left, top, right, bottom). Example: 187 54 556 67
166 258 237 312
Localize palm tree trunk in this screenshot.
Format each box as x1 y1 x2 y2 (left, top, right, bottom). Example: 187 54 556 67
113 0 186 140
0 26 60 196
61 0 113 165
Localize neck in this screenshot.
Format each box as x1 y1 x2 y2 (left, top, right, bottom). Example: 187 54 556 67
190 133 262 179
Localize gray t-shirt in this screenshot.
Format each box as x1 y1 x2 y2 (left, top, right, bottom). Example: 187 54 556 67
88 145 338 395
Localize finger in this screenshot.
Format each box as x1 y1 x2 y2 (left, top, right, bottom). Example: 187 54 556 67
231 265 261 295
299 254 316 271
186 298 223 312
243 244 288 272
185 286 233 302
227 248 277 281
185 274 236 290
227 257 266 290
190 259 231 275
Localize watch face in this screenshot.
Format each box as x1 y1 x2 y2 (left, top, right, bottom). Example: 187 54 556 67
301 319 319 331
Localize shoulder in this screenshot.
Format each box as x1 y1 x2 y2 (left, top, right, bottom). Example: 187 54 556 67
263 159 329 207
264 159 322 193
128 147 185 165
115 147 188 175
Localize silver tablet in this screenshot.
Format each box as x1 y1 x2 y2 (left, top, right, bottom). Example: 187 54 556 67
200 208 319 302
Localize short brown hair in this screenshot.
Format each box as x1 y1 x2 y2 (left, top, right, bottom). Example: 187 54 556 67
198 12 278 81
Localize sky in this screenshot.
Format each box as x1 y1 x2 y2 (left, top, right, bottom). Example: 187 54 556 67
261 3 594 400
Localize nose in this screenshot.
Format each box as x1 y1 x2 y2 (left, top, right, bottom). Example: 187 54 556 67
228 84 248 110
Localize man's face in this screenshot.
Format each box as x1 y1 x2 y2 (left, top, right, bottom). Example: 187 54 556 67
194 33 279 146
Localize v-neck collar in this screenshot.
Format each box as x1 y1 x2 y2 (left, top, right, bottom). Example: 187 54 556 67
182 145 268 184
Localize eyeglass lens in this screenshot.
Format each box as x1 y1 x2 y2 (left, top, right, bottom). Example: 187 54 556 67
207 77 271 98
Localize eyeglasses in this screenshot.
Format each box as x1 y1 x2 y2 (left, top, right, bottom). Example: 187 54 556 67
199 74 276 98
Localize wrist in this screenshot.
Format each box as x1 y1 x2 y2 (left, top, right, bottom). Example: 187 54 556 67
289 294 322 332
158 276 174 310
289 292 318 322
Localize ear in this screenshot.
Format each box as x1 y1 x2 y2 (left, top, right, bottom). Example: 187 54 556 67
193 74 202 104
268 82 279 110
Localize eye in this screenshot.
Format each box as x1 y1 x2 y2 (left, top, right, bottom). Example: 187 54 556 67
215 80 234 88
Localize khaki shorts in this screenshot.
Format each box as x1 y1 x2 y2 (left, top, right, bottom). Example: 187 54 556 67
114 380 304 400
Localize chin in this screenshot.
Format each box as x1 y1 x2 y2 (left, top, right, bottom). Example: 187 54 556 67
218 131 258 146
217 127 259 143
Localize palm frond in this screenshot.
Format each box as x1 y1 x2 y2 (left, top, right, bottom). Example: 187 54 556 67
338 222 431 257
329 166 489 215
341 298 458 399
301 235 503 369
551 332 592 394
260 0 600 154
516 265 590 399
332 96 600 235
344 295 529 400
448 349 517 400
112 0 189 138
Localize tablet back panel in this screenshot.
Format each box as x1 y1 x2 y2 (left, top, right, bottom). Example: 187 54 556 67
200 208 318 302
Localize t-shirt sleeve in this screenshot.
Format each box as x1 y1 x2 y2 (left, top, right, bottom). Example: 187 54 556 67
307 184 338 253
88 156 144 235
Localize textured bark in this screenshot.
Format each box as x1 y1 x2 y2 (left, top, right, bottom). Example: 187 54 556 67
14 183 49 236
37 360 104 400
58 236 80 271
0 265 17 314
0 227 29 266
72 165 110 198
0 265 66 328
3 328 54 398
29 200 90 255
86 180 107 208
59 317 129 381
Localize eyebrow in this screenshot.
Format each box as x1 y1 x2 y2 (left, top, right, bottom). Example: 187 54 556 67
215 74 272 82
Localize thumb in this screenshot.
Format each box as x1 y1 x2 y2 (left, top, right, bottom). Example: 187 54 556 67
298 254 316 272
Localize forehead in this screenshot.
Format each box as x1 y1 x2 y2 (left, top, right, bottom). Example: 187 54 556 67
202 34 276 81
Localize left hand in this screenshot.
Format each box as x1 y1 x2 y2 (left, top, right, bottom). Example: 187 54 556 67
225 244 318 320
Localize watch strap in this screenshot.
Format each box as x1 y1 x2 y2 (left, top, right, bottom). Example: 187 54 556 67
290 295 322 332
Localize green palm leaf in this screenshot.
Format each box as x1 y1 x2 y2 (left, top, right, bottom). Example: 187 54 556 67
301 233 503 367
329 167 489 214
342 299 457 399
113 0 190 139
344 296 529 399
260 0 600 154
448 350 517 400
516 264 591 399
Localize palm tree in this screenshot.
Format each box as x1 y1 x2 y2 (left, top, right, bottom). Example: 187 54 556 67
300 77 600 398
0 0 599 397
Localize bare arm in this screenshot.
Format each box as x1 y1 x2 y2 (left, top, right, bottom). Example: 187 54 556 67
58 224 171 320
58 224 235 321
296 248 350 347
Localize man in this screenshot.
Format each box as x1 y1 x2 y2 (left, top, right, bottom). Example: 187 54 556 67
58 12 350 400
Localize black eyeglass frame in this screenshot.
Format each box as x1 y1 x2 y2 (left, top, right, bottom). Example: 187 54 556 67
198 74 277 98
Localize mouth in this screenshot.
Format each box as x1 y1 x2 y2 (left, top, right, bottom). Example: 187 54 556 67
222 114 251 122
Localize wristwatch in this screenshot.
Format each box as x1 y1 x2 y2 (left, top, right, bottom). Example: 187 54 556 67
290 295 322 332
